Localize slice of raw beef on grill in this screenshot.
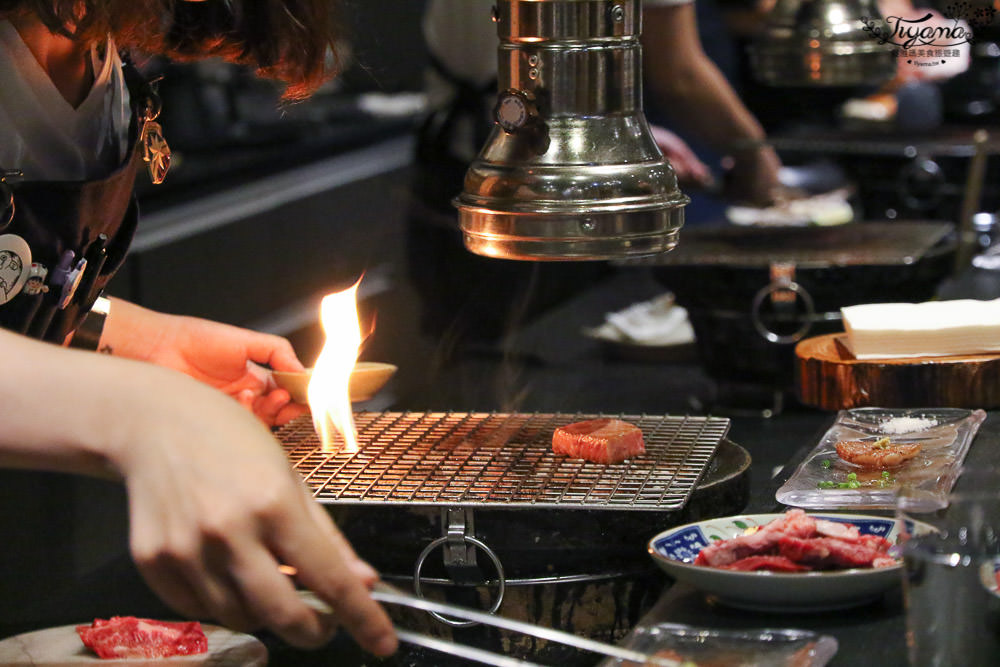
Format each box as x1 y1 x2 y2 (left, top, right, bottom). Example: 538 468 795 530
551 418 645 464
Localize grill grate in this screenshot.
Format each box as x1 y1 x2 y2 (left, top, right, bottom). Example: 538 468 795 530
276 412 729 511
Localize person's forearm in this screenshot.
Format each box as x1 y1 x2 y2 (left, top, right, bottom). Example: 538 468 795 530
99 297 169 361
0 329 397 653
645 47 766 154
655 60 779 191
642 4 781 203
0 327 182 477
643 4 770 152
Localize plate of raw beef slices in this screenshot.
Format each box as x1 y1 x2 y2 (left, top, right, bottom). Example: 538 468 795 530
648 509 931 612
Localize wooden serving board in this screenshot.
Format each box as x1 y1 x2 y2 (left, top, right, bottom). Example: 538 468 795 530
0 624 266 666
795 333 1000 410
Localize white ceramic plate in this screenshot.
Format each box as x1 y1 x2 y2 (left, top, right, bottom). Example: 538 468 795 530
648 512 924 613
0 623 266 665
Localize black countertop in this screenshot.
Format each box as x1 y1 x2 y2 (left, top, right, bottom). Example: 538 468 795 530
5 257 997 666
360 264 1000 667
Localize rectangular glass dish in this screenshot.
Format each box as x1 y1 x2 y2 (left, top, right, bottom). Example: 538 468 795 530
603 623 837 666
776 408 986 511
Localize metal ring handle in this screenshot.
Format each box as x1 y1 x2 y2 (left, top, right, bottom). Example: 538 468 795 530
413 535 507 628
750 280 816 344
897 157 945 212
0 180 13 231
0 170 22 231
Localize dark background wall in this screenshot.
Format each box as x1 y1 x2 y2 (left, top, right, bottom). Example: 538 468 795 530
339 0 430 94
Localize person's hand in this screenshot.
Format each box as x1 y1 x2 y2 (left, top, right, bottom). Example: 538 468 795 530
0 327 396 656
650 125 715 189
722 144 783 207
139 315 309 426
113 369 397 655
102 299 309 426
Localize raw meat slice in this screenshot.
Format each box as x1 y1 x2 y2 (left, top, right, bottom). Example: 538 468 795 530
857 534 893 552
551 418 645 464
778 535 891 569
834 438 921 469
814 518 861 541
76 616 208 659
694 509 816 567
692 510 900 573
718 555 810 572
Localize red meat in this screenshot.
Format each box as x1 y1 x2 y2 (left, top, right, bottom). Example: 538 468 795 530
718 555 810 572
694 509 816 567
858 533 894 552
76 616 208 659
552 418 645 464
692 510 900 573
814 518 861 541
778 534 892 569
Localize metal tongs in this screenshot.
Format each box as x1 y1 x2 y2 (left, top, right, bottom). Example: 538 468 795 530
368 581 681 667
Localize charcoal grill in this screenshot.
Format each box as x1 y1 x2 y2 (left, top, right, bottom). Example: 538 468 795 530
627 221 957 415
275 411 741 663
279 411 728 510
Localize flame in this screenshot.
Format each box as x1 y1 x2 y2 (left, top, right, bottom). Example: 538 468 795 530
308 281 362 453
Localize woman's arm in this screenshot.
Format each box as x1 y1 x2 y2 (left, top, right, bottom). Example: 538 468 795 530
0 327 396 655
100 297 309 425
642 2 782 205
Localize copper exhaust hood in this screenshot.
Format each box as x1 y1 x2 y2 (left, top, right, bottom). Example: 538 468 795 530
748 0 897 87
454 0 689 261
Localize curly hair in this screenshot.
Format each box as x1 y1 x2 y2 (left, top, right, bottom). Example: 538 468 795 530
0 0 343 99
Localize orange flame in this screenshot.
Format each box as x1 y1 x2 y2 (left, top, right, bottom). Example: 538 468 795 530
308 281 362 453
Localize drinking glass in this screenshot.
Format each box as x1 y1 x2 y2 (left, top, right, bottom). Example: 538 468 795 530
896 469 1000 666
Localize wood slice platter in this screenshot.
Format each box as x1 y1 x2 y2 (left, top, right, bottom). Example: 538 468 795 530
795 333 1000 410
0 624 266 666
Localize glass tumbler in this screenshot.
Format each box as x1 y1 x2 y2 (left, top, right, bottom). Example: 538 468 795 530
897 470 1000 666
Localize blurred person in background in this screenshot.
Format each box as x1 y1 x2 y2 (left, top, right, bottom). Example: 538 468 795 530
409 0 783 352
642 0 783 208
0 0 396 657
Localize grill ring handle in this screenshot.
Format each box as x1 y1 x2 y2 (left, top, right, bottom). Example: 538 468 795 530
413 535 507 627
750 279 816 345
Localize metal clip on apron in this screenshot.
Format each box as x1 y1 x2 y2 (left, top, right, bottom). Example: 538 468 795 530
0 58 169 345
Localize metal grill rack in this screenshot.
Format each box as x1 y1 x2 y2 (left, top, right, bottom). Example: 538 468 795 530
277 412 730 511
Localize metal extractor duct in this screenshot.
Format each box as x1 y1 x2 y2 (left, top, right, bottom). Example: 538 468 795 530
453 0 689 261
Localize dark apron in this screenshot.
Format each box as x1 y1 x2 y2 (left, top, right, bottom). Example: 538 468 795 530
0 61 149 343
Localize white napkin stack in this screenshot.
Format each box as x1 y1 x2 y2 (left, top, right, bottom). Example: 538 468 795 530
586 293 695 347
841 298 1000 359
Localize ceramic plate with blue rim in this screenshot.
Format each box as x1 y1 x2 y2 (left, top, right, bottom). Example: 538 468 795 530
649 513 925 613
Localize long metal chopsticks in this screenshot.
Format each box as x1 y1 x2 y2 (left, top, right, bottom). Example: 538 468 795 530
391 627 546 667
370 582 680 667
